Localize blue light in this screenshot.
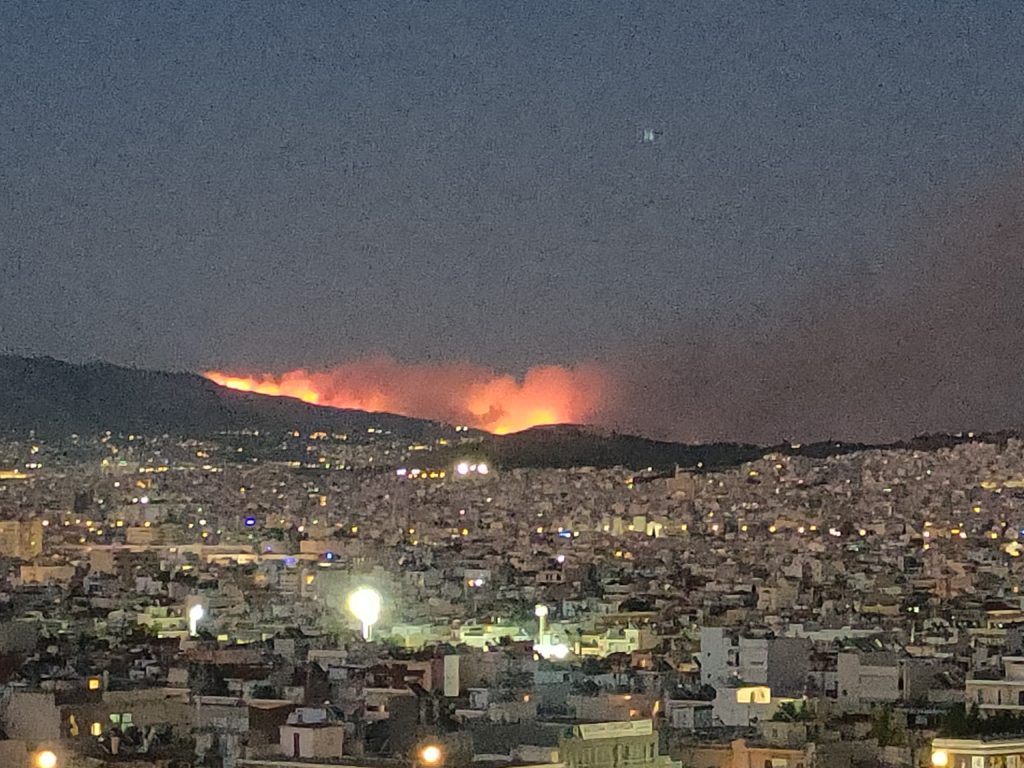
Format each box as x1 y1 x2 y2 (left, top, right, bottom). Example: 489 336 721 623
325 552 335 561
244 516 256 528
285 556 297 567
559 531 572 539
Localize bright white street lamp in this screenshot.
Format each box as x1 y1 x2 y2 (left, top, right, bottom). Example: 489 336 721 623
188 604 205 637
535 603 548 640
348 586 382 641
34 750 59 768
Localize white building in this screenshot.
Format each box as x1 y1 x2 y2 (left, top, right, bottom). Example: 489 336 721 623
966 656 1024 713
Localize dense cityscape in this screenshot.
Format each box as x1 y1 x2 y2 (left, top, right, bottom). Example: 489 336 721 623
7 2 1024 767
0 423 1023 766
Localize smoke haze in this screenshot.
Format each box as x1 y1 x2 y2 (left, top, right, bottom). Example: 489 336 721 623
206 169 1024 443
602 168 1024 442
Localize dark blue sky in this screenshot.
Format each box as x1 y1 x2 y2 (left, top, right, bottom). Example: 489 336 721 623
3 1 1024 439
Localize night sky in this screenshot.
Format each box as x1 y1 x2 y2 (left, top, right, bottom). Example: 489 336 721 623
3 1 1024 441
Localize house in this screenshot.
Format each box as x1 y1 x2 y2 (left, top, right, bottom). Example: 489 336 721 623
278 708 344 760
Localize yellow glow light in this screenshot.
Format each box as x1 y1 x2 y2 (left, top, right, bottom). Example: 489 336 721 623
420 745 443 765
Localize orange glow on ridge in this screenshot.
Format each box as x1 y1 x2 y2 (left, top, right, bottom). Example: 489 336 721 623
204 357 604 434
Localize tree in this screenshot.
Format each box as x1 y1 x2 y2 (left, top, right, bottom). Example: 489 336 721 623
869 704 903 747
188 663 228 696
771 701 813 722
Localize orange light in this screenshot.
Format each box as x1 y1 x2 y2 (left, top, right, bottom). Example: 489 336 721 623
420 744 443 765
205 357 604 435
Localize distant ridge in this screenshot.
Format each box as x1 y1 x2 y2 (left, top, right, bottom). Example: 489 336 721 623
473 423 1019 472
0 355 448 439
0 355 1014 470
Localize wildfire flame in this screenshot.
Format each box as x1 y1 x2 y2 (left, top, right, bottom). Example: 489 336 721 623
204 357 605 434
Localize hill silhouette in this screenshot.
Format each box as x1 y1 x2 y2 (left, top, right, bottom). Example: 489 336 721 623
0 355 446 439
0 355 1014 470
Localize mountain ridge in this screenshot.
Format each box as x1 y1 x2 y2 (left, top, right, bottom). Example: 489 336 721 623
0 355 448 440
0 355 1015 470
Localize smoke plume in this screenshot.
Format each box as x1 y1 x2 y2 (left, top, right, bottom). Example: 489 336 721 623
208 167 1024 444
601 166 1024 443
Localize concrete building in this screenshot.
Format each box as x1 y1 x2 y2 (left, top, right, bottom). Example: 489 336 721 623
0 520 43 559
700 629 810 697
836 651 902 706
930 736 1024 768
673 738 811 768
556 720 680 768
966 656 1024 713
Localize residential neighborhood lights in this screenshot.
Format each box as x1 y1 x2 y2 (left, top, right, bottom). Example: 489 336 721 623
34 751 59 768
348 586 382 641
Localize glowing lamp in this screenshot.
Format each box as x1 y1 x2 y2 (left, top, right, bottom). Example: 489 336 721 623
420 744 444 765
34 751 58 768
244 516 256 528
477 462 489 475
534 603 549 642
188 604 205 637
348 586 382 641
930 750 948 767
456 462 470 476
534 642 570 660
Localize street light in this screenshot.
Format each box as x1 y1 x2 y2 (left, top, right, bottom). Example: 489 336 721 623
534 603 548 640
347 586 382 641
34 750 58 768
188 603 205 637
419 744 443 766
